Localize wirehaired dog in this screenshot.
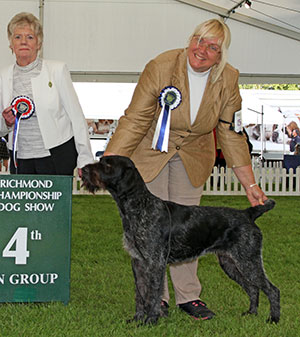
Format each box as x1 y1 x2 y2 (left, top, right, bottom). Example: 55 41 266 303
82 155 280 325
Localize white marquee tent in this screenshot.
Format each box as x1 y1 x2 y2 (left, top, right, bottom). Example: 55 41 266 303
1 0 300 158
0 0 300 83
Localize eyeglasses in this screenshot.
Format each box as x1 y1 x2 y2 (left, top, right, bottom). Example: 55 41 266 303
192 36 221 54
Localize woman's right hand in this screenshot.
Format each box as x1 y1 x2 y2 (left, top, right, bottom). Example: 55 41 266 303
103 151 116 156
2 106 15 127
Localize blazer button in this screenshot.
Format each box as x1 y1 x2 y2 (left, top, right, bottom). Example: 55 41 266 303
176 146 180 150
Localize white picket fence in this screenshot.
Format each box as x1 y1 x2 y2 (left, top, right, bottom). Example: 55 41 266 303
73 160 300 196
203 166 300 196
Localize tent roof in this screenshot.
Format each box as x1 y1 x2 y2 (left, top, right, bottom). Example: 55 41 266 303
1 1 299 83
177 0 300 41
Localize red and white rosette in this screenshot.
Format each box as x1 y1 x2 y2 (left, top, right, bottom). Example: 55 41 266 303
11 95 35 168
11 95 35 119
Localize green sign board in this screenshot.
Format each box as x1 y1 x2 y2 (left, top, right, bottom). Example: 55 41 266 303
0 175 72 304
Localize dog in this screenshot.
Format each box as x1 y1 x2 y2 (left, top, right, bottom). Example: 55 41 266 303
82 155 280 325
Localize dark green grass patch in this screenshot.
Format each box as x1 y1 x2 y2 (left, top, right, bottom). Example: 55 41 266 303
0 195 299 336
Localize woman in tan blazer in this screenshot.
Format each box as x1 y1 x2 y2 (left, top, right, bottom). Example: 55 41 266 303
105 19 267 320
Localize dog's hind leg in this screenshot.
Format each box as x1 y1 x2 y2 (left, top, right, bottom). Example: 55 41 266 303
217 253 260 316
222 251 280 324
262 279 280 324
237 256 280 324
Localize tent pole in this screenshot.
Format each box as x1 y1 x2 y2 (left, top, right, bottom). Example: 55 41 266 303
39 0 45 58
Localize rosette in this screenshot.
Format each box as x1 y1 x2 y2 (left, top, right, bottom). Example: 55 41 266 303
11 95 35 119
11 95 35 168
152 86 182 152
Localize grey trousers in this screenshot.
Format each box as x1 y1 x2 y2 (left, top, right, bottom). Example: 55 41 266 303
146 154 203 305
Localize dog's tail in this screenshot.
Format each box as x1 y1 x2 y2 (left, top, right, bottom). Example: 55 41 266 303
247 199 275 221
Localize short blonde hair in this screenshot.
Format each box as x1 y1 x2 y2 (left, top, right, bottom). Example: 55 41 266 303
188 19 231 83
7 12 43 48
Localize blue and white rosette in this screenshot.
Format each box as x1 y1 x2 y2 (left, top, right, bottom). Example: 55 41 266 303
11 95 35 167
152 86 182 152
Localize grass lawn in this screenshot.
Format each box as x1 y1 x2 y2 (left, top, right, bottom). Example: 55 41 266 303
0 195 299 337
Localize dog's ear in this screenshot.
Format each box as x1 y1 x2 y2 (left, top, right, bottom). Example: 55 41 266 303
100 156 146 196
116 165 145 197
118 166 139 192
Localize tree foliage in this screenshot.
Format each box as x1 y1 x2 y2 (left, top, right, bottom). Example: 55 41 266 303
239 83 300 90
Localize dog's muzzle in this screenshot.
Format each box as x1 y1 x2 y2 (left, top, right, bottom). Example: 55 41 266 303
81 163 105 193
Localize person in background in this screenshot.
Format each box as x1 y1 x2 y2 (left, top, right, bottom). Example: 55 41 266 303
289 129 300 154
0 12 94 175
286 121 300 154
0 135 9 171
104 18 267 320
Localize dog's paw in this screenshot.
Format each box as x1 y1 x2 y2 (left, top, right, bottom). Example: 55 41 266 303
241 310 257 316
266 315 280 324
144 315 160 325
126 312 145 324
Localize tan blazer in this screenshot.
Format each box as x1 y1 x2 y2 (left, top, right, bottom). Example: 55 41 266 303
106 48 251 187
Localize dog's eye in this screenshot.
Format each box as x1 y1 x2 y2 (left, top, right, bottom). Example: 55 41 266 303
102 163 112 172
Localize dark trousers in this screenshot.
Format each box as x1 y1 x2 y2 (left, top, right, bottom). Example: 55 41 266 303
10 137 77 176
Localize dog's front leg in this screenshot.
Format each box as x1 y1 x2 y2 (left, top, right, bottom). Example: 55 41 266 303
143 263 166 325
130 257 166 325
129 257 147 323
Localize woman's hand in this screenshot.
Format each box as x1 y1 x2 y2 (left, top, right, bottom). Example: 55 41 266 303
103 151 116 156
245 184 267 207
233 164 267 206
2 106 15 127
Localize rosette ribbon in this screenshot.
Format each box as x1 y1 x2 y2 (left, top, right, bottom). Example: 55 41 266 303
152 86 182 152
11 95 35 168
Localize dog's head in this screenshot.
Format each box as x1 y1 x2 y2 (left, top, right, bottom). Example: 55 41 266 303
81 155 144 196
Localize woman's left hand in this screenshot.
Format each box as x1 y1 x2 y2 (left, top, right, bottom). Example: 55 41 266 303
245 184 267 207
233 164 267 206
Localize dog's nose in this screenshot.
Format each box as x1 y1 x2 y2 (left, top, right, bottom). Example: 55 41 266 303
81 166 89 175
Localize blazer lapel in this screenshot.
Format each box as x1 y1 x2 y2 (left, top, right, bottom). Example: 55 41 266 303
171 49 191 128
193 71 224 131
